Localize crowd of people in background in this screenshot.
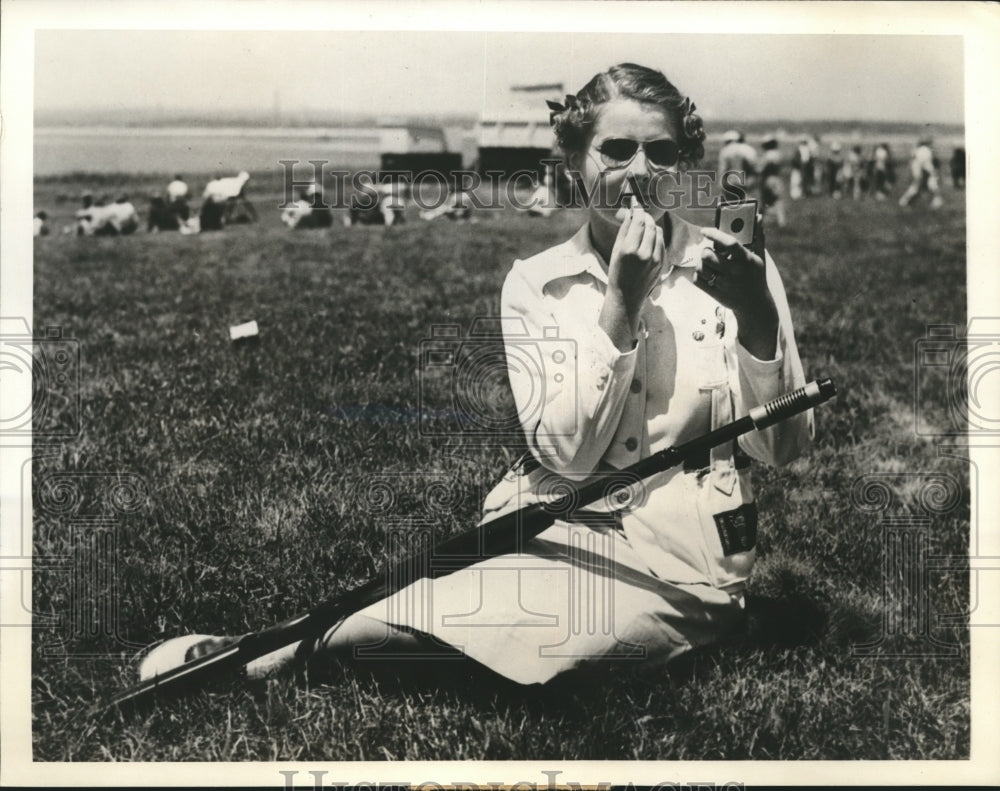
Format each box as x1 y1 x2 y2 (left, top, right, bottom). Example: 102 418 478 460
716 131 964 215
50 171 259 237
73 191 141 236
35 133 965 240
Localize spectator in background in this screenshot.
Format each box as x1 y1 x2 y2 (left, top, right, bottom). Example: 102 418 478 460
199 195 225 232
759 135 786 228
203 171 258 224
950 147 966 190
302 181 322 204
810 137 825 195
166 174 191 222
74 192 95 235
34 211 50 237
717 129 758 202
345 174 406 226
377 178 409 225
899 138 943 209
825 142 846 199
281 181 333 230
843 145 865 200
789 136 816 200
77 195 140 236
869 142 895 201
147 193 180 232
419 188 472 222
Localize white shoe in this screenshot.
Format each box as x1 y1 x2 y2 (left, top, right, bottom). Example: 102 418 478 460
137 634 232 682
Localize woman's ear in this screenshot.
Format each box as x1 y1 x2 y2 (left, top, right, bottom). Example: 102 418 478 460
566 150 584 175
565 152 589 194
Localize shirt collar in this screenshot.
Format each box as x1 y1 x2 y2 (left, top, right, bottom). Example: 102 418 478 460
526 215 712 293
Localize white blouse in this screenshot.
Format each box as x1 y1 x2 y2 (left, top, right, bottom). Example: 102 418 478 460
486 214 814 590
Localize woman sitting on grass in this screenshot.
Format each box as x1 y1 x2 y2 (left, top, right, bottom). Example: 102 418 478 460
141 62 813 688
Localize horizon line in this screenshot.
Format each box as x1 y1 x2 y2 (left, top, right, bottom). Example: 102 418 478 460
34 109 966 129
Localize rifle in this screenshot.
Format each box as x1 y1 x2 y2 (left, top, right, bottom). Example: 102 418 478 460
101 378 836 714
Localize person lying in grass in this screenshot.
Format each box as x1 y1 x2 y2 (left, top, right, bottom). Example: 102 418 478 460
141 63 814 688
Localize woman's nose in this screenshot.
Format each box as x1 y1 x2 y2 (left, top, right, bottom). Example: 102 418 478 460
627 149 652 179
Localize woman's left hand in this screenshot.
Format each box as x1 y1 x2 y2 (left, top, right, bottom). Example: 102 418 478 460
697 219 779 359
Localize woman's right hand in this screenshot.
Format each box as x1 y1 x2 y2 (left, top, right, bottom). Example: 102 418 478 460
608 201 666 314
599 201 665 350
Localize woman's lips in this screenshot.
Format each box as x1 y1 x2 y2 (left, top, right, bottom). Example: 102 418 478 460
612 190 650 209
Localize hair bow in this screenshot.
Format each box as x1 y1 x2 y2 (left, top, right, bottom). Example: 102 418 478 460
546 94 580 126
681 96 705 142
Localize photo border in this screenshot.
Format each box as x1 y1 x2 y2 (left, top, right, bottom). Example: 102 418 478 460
3 0 999 786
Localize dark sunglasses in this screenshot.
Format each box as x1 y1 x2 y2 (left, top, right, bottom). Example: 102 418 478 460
594 138 680 170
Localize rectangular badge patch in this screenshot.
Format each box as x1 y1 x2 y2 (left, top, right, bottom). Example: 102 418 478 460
714 502 758 556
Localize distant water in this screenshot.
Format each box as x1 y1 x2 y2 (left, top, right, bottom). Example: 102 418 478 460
34 124 962 178
34 126 389 176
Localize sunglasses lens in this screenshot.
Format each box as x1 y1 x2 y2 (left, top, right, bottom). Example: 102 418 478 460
599 139 640 166
646 140 680 168
597 139 679 169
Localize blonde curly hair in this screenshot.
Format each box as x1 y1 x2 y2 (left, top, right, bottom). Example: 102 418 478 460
547 63 706 169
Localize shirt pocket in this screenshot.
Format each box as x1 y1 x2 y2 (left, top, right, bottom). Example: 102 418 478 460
695 344 758 588
696 464 758 588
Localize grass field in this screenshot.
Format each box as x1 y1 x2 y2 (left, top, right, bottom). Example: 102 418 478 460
30 172 970 761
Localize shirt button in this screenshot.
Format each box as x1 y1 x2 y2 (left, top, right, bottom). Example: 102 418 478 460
630 379 642 394
625 437 638 452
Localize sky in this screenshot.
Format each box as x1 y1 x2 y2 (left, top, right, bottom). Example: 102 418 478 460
35 30 964 123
